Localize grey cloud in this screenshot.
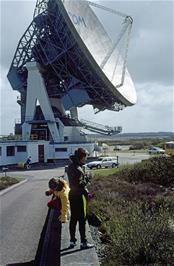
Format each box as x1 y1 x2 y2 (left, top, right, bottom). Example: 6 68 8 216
78 83 173 132
1 1 36 69
106 1 173 86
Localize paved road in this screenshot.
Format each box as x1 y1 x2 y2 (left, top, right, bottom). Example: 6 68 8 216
0 167 64 266
116 151 150 165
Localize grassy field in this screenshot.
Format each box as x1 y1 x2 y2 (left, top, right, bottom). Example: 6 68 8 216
93 164 134 177
0 176 23 191
88 157 174 266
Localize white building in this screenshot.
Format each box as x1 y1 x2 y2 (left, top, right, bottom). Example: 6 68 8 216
0 140 96 167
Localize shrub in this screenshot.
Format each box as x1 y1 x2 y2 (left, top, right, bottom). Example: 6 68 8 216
117 157 174 187
88 157 174 265
101 202 174 266
129 143 145 150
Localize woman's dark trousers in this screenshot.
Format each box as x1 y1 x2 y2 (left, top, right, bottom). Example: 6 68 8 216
69 193 87 243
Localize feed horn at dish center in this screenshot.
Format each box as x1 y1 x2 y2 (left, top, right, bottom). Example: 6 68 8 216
7 0 137 143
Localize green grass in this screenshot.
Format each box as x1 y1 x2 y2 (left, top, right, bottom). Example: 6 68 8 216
0 176 23 191
93 164 134 177
93 167 119 177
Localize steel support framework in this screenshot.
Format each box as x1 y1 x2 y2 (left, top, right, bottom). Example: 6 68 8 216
7 0 128 113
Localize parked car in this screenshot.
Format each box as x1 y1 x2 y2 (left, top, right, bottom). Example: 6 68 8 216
86 157 119 169
148 146 165 154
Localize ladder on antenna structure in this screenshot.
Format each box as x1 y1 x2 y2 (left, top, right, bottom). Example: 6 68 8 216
80 119 122 135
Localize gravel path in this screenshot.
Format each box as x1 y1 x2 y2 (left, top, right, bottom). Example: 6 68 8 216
90 225 108 264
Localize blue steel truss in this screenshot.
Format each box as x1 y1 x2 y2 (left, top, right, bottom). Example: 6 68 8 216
7 0 126 113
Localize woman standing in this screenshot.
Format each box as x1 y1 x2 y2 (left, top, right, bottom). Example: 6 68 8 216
67 148 94 249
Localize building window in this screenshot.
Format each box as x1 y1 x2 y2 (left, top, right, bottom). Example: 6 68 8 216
0 147 2 156
17 145 27 152
55 148 67 152
64 136 68 141
7 146 15 156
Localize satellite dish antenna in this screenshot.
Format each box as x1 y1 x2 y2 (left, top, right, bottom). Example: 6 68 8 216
60 0 137 109
7 0 136 142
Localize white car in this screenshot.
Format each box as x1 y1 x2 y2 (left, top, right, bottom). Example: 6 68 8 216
148 146 165 154
86 157 119 169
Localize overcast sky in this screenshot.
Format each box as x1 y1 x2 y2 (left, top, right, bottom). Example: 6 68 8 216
0 0 173 135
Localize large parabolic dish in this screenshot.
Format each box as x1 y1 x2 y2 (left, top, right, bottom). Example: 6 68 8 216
60 0 137 107
8 0 137 114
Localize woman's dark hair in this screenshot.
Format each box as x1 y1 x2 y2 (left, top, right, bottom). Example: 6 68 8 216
74 148 88 160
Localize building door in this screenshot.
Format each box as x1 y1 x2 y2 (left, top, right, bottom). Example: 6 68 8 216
38 145 45 163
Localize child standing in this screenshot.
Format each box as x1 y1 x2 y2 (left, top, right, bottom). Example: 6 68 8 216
45 178 70 223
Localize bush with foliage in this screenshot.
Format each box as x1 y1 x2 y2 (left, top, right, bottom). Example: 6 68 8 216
129 143 145 150
118 157 174 186
88 157 174 265
102 202 174 266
